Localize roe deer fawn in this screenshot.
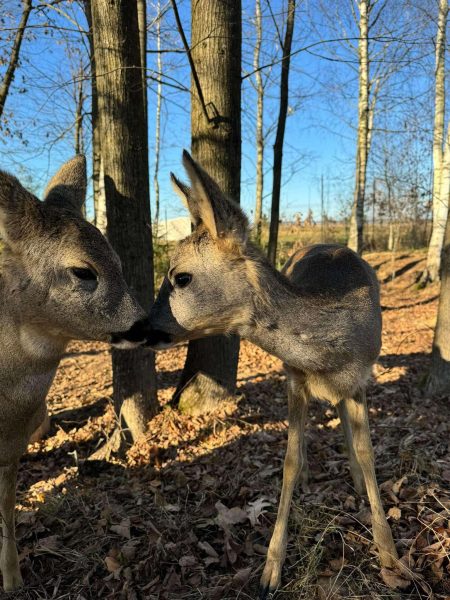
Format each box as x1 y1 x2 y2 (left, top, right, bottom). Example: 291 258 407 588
146 151 398 598
0 156 147 591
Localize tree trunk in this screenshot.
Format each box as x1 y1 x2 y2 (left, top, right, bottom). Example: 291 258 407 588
83 0 106 233
0 0 32 119
348 0 370 255
154 0 162 234
137 0 147 124
421 0 448 284
427 243 450 394
267 0 296 266
253 0 264 246
175 0 242 414
91 0 157 445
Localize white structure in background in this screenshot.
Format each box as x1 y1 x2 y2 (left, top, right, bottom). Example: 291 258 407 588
155 216 191 241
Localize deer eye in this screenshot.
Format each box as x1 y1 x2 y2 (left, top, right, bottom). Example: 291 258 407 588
175 272 192 288
70 267 98 281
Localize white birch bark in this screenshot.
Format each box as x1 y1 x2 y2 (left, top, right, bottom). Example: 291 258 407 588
422 0 449 283
254 0 264 244
348 0 369 254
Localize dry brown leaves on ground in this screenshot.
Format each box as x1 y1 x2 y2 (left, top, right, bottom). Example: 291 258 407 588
4 250 450 600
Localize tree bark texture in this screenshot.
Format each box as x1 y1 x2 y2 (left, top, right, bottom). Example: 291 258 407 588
267 0 296 266
0 0 32 119
175 0 242 412
253 0 264 245
422 0 449 283
91 0 157 439
348 0 370 255
427 243 450 394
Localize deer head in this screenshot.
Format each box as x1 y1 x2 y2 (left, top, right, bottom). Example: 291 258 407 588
0 156 145 348
149 150 259 348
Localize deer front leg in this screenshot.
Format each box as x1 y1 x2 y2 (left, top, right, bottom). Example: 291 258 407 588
342 391 398 568
259 376 309 599
0 462 22 592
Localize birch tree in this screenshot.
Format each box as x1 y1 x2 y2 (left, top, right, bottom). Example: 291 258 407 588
420 0 449 284
253 0 264 245
348 0 370 254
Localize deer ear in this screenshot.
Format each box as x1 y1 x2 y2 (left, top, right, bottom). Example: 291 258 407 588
170 173 199 227
181 150 247 242
44 155 87 215
0 170 42 246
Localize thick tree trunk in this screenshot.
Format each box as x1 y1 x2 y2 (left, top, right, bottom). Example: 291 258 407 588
175 0 242 414
91 0 157 443
0 0 32 119
421 0 449 284
348 0 370 255
253 0 264 246
427 243 450 394
267 0 296 266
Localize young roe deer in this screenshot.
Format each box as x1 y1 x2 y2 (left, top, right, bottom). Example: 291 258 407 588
147 151 399 598
0 156 147 591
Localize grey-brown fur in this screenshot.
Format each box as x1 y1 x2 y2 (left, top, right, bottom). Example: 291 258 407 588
148 150 399 598
0 156 145 591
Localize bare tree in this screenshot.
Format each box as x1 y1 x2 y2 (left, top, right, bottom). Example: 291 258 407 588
348 0 370 254
253 0 264 245
91 0 157 448
427 242 450 394
421 0 449 284
153 0 163 233
0 0 32 119
83 0 106 233
267 0 296 265
171 0 242 414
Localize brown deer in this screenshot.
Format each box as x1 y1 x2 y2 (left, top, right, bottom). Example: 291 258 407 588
0 156 147 591
146 151 398 598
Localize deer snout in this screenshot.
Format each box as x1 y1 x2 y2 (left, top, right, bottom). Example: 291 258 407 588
110 317 153 349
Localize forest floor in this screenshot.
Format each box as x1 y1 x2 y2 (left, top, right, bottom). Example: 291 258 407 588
4 250 450 600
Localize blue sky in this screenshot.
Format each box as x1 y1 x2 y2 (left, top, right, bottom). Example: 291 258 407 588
0 0 436 224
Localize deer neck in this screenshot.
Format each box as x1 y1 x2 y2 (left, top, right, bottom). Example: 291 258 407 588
239 258 326 372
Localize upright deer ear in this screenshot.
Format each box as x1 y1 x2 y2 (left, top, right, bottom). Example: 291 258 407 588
170 171 215 233
179 150 248 242
44 155 87 215
0 170 42 246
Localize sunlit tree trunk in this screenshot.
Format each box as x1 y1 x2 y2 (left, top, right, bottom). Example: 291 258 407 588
253 0 264 245
421 0 449 283
348 0 369 254
154 0 162 233
427 242 450 394
174 0 242 414
267 0 296 265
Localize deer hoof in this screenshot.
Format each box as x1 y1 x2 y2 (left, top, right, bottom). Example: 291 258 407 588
259 559 281 599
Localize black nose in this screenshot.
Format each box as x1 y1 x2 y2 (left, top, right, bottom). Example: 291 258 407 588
111 317 151 346
111 319 173 348
143 329 173 347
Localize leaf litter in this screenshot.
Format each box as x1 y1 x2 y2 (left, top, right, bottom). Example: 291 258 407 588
5 250 449 599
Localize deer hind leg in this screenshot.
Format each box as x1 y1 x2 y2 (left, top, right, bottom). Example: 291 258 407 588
0 462 22 592
342 390 398 568
337 400 365 494
259 374 309 599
